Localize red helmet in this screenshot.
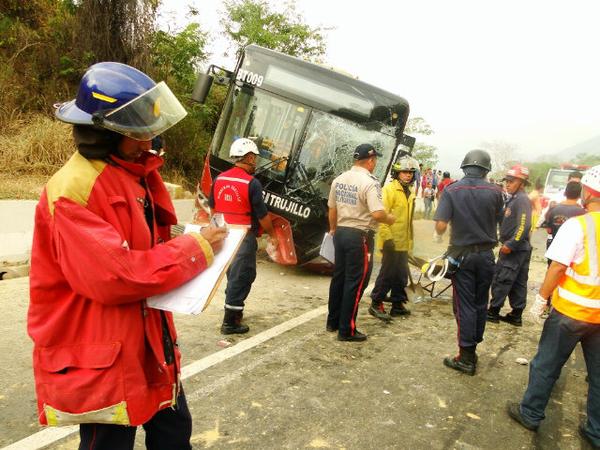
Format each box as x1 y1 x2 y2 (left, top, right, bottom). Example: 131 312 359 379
503 165 530 185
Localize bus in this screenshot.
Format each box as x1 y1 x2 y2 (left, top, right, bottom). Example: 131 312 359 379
192 45 410 268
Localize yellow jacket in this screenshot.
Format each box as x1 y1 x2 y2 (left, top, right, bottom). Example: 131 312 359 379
376 179 415 251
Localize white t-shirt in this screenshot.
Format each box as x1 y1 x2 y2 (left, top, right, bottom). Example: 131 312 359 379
545 215 587 265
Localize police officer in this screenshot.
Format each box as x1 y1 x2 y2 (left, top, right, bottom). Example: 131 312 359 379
370 155 419 321
434 149 504 375
507 165 600 448
487 165 533 326
210 138 279 334
327 143 395 342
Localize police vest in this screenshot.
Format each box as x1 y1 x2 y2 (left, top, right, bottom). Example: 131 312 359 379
552 213 600 324
212 167 253 226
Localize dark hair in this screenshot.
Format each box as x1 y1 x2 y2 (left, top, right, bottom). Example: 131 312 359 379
564 181 582 199
535 177 543 191
569 171 583 180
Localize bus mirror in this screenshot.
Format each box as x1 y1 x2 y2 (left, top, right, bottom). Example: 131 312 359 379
191 73 214 104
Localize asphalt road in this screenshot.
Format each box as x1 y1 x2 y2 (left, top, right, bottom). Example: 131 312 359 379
0 223 593 450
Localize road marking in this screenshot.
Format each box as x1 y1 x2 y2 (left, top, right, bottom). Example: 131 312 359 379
1 304 329 450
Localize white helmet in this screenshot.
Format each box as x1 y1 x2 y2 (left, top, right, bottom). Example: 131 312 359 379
230 138 259 158
581 166 600 193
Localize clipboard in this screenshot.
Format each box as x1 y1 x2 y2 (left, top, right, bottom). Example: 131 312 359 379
147 224 248 314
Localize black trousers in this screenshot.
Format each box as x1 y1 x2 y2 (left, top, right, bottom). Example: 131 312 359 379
327 227 374 336
490 249 532 311
451 250 495 348
225 233 258 310
79 389 192 450
371 249 409 304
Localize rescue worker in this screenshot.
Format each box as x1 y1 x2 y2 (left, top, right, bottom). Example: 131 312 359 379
543 181 585 266
28 62 227 449
507 165 600 449
487 165 533 326
370 155 418 320
327 143 396 341
210 137 279 334
433 149 504 375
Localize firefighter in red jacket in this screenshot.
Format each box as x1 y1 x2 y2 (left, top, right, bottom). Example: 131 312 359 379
210 138 279 334
28 62 227 450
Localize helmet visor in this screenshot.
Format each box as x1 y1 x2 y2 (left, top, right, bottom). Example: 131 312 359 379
98 82 187 140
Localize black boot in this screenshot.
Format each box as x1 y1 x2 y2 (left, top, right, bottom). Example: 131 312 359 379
443 346 477 376
487 307 500 323
390 302 411 317
368 300 392 322
501 309 523 327
221 308 250 334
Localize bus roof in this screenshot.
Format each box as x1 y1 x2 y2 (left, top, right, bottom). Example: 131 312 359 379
241 45 410 130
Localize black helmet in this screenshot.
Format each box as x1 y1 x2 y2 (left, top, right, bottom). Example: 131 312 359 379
460 149 491 171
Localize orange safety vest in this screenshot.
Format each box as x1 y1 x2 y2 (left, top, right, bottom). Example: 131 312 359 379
552 212 600 324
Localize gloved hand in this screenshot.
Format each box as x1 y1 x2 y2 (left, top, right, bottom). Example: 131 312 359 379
383 239 395 252
529 293 550 324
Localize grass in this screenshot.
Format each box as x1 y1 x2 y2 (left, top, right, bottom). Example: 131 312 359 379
0 113 194 199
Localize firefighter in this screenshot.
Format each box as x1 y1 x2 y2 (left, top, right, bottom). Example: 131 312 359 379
327 143 396 341
210 138 279 334
29 62 227 449
507 165 600 448
370 155 419 321
487 165 533 326
433 149 504 375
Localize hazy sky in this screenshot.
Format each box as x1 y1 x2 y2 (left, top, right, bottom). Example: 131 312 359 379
159 0 600 172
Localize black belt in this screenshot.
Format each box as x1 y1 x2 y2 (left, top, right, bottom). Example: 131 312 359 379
337 226 376 238
449 242 496 254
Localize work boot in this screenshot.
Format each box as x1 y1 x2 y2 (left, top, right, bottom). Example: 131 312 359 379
487 307 500 323
368 300 392 322
507 402 539 431
501 310 523 327
443 346 476 376
337 330 368 342
390 302 411 317
221 308 250 334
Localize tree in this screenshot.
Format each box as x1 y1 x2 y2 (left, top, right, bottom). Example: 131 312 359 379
221 0 327 61
479 139 519 179
404 117 438 168
74 0 157 70
412 143 439 169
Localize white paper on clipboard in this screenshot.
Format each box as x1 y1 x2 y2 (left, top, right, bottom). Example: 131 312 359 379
147 224 247 314
319 232 335 264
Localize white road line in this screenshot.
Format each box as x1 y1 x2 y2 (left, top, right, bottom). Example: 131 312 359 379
1 305 328 450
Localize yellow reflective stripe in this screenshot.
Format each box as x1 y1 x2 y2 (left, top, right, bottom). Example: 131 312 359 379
92 91 118 103
557 287 600 309
514 213 526 242
566 267 600 286
43 401 130 426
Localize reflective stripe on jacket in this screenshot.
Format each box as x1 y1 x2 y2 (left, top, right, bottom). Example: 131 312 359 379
212 167 252 226
376 179 415 251
553 213 600 324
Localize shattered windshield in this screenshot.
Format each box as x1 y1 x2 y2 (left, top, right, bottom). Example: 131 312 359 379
291 111 396 198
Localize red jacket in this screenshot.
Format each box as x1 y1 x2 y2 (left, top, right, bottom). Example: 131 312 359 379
28 151 214 426
212 166 253 226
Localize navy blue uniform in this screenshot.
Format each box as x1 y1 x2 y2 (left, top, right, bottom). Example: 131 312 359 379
490 190 533 313
434 176 504 348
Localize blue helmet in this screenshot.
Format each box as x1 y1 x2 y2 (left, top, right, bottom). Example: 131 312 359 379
55 62 187 140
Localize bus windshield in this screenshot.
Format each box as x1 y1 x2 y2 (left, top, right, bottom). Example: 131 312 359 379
293 110 396 198
217 87 307 180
